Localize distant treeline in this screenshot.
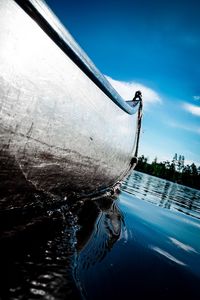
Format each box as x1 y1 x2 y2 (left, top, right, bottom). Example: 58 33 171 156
135 155 200 190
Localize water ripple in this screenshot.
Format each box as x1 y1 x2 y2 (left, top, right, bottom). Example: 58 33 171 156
122 171 200 219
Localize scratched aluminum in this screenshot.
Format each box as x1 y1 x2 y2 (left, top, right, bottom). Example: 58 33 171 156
0 0 138 209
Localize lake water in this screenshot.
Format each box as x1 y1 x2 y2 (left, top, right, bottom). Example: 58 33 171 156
0 171 200 299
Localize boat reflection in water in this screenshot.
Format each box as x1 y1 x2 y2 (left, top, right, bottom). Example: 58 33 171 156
73 172 200 300
0 194 123 300
1 175 200 299
74 196 123 293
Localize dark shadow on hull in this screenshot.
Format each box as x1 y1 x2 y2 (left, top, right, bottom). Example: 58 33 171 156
0 147 36 209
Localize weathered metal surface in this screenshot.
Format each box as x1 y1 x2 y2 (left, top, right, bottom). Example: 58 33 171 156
0 0 140 209
15 0 139 115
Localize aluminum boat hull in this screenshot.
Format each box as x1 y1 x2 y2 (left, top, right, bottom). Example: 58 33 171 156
0 0 141 209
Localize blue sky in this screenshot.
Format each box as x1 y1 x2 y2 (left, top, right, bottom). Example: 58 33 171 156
46 0 200 166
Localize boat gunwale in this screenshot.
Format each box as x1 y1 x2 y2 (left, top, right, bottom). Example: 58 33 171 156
14 0 139 115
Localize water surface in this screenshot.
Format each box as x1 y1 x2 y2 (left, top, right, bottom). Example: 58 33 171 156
123 171 200 218
74 171 200 299
0 171 200 299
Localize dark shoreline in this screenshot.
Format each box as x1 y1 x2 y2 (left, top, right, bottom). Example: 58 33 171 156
135 155 200 190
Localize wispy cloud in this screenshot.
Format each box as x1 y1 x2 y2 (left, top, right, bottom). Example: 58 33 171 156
106 76 162 107
182 103 200 117
167 120 200 135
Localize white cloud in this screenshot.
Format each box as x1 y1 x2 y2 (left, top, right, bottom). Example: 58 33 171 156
105 76 162 107
167 120 200 135
182 103 200 116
